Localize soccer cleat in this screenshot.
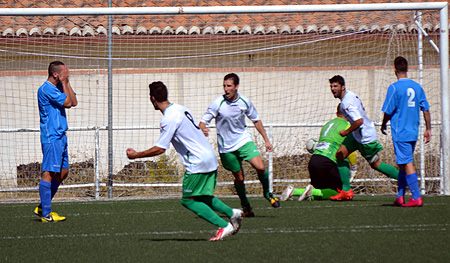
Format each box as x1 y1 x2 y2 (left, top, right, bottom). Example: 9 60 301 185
209 223 235 241
268 193 281 208
242 205 255 217
393 196 404 206
41 212 66 223
330 189 354 201
280 185 295 201
33 206 42 217
298 184 314 201
402 197 423 207
230 209 243 234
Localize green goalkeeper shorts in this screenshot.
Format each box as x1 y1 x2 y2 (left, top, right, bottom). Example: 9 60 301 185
342 134 383 162
182 170 217 198
219 141 261 173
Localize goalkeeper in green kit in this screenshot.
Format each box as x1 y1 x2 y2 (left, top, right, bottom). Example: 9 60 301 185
280 104 357 201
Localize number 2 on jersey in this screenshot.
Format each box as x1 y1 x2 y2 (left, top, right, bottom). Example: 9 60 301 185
407 88 416 107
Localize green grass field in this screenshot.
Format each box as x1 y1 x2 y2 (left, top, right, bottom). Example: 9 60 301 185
1 196 449 262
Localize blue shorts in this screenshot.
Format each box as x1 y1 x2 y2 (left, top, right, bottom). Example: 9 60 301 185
41 136 69 173
393 141 416 165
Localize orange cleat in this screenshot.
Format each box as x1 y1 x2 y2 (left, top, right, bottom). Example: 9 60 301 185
330 189 354 201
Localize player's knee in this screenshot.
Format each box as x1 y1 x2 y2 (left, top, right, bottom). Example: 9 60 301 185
232 171 244 182
180 197 194 208
336 151 346 161
369 154 381 168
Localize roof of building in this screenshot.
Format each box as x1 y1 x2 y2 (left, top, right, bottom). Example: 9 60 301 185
0 0 447 36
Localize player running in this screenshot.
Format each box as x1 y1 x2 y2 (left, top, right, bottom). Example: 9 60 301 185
126 81 242 241
329 75 398 200
199 73 280 217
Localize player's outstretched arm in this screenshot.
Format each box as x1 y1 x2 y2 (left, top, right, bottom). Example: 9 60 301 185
254 120 273 152
423 110 432 143
126 146 165 159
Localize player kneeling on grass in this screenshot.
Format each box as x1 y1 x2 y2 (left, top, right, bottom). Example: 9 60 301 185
126 81 242 241
280 105 357 202
35 61 77 222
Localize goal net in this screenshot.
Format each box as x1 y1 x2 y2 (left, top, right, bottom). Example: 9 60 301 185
0 4 448 201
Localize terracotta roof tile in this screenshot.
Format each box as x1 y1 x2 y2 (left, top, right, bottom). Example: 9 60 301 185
0 0 447 36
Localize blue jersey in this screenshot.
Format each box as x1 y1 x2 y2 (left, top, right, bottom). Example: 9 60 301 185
37 81 68 143
382 78 430 142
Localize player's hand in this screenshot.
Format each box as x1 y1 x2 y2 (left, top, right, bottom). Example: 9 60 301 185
424 129 432 144
265 141 273 152
339 130 348 137
59 66 70 84
380 124 387 135
201 127 209 137
126 148 138 159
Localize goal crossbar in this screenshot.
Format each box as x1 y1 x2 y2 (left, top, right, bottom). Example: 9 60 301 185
0 3 448 16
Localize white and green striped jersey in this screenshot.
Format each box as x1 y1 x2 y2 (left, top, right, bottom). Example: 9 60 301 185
201 93 260 153
155 103 218 173
340 90 378 144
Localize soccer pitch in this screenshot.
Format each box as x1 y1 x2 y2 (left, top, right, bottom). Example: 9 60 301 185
1 196 449 262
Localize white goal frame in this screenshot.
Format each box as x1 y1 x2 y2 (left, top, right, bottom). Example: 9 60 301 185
0 2 448 196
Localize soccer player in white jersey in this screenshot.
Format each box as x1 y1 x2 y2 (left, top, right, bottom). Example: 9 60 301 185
126 81 242 241
329 75 399 200
199 73 280 217
381 56 431 207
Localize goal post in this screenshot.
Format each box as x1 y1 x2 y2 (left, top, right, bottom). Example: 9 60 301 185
0 3 448 202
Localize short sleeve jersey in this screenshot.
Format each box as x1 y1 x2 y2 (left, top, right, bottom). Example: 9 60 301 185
340 90 377 144
314 117 350 163
155 103 218 174
382 78 430 142
201 93 259 153
37 81 68 143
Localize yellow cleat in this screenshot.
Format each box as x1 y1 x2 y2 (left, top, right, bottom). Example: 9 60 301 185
33 206 42 217
41 212 66 223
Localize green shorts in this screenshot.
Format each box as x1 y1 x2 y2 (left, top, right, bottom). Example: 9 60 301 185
342 134 383 162
219 141 260 173
182 170 217 198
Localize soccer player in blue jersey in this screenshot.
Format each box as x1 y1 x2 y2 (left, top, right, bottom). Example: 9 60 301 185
381 56 431 207
199 73 280 217
126 81 242 241
35 61 77 222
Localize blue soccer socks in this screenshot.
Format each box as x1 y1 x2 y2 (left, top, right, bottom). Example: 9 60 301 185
39 180 52 217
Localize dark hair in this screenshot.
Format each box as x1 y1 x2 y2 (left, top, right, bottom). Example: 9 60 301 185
336 103 341 113
329 75 345 86
224 73 240 85
48 61 65 77
148 81 168 102
394 56 408 73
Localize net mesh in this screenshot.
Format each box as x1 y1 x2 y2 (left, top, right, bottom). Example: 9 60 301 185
0 9 443 201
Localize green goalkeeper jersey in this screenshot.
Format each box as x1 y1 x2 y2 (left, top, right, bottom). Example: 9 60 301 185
313 117 350 163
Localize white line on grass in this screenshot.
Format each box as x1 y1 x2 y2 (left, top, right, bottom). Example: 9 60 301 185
1 223 447 241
